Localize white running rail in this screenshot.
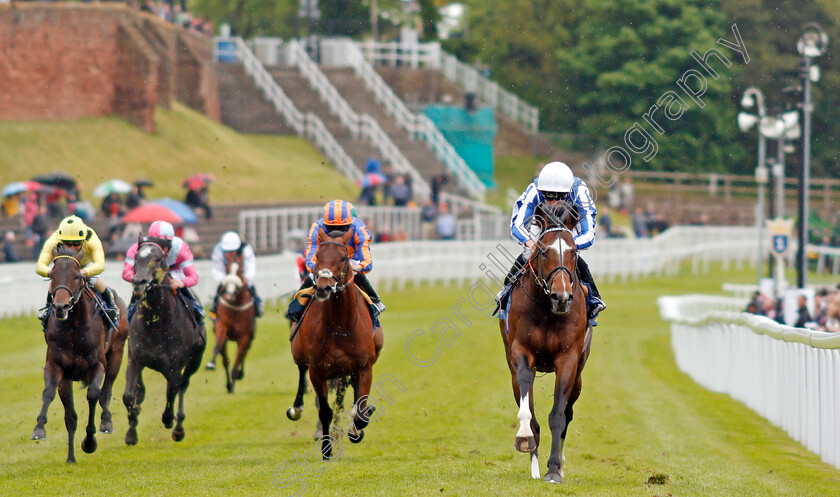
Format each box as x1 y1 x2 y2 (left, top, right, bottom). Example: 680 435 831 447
345 42 487 199
659 294 840 470
285 40 431 199
356 40 539 133
1 226 762 319
220 37 362 182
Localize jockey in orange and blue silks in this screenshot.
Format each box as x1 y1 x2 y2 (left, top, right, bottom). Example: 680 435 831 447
499 161 606 321
286 200 384 326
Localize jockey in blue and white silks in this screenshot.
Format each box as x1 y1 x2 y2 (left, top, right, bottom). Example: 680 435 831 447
501 161 606 320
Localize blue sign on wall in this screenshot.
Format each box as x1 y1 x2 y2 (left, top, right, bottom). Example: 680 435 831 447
423 105 498 188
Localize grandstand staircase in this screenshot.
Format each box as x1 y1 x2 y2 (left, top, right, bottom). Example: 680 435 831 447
321 67 447 180
267 67 378 167
217 63 292 134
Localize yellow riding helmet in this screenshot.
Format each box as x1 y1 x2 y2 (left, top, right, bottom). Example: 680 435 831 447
57 216 90 242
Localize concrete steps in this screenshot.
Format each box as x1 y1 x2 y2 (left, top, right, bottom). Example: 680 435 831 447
268 67 378 170
216 63 293 134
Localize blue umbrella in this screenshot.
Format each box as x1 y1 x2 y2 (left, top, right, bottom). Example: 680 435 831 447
150 198 199 224
2 181 43 198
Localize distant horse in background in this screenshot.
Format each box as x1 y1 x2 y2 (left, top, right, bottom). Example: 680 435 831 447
287 228 384 459
499 202 592 483
123 240 206 445
206 248 257 393
31 244 129 463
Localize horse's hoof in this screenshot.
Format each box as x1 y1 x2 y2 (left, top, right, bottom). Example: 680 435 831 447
125 429 138 446
162 413 174 429
320 438 332 460
515 436 536 453
81 435 97 454
286 407 302 421
66 456 76 464
544 471 563 484
172 427 185 442
99 421 114 434
348 429 364 444
205 362 216 370
31 428 46 441
226 383 234 394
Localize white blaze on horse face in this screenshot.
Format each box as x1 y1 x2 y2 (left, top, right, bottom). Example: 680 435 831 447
516 392 533 439
138 244 153 259
550 236 572 294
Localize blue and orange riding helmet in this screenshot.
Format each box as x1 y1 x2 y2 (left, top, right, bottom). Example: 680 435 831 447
323 200 354 226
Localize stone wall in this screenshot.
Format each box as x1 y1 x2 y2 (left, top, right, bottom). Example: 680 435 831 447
0 3 218 131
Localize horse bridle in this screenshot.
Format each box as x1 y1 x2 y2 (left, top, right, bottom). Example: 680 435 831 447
529 227 578 296
137 242 169 288
314 241 352 294
50 255 86 311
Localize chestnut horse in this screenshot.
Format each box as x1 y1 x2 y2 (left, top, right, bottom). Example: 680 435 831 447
123 240 206 445
206 249 257 393
499 202 592 483
31 244 129 463
287 228 384 459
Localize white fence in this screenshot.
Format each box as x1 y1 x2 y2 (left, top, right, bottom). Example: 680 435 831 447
356 40 540 133
1 226 763 319
659 295 840 470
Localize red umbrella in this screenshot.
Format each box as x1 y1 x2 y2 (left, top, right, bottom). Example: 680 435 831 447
121 203 197 224
182 173 216 190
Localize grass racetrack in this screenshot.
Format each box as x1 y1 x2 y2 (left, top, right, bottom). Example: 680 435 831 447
1 264 839 496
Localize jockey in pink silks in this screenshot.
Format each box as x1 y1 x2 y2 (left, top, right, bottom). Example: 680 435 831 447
122 220 204 324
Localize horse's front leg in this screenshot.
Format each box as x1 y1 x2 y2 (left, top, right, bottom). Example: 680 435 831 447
512 351 538 455
348 367 375 443
287 363 308 421
544 357 579 484
32 362 61 441
81 362 105 454
162 370 182 430
309 372 334 460
123 360 144 446
57 378 77 463
232 333 252 383
206 320 226 371
99 344 124 434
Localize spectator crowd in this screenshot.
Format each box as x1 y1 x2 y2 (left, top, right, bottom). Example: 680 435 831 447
746 288 840 332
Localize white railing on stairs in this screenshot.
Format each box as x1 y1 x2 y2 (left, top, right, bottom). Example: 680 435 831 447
285 40 431 199
345 42 487 200
219 37 362 183
659 294 840 470
356 40 539 134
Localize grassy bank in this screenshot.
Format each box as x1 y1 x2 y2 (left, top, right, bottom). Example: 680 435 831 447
0 103 357 204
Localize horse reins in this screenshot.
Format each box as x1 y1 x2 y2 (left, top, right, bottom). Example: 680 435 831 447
527 227 578 296
315 241 359 336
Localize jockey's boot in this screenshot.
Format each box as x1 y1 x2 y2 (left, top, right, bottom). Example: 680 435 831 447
250 285 264 317
39 293 53 332
100 287 119 326
495 253 528 306
576 257 606 320
354 273 385 313
208 291 220 321
127 294 139 323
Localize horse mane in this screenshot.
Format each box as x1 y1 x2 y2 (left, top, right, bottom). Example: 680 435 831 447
55 244 79 257
535 201 579 232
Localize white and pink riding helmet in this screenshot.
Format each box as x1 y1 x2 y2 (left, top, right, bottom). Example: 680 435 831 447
148 220 175 240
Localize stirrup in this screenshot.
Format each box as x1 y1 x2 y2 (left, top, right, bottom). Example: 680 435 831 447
587 299 606 320
373 301 386 314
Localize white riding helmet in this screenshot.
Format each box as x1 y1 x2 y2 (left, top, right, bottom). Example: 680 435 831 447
221 231 242 251
537 161 574 193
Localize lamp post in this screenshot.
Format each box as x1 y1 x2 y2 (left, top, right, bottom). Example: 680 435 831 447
738 87 768 283
795 23 828 289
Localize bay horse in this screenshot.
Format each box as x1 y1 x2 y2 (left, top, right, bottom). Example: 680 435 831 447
499 202 592 483
206 248 257 393
123 240 206 445
31 244 129 463
287 228 384 459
